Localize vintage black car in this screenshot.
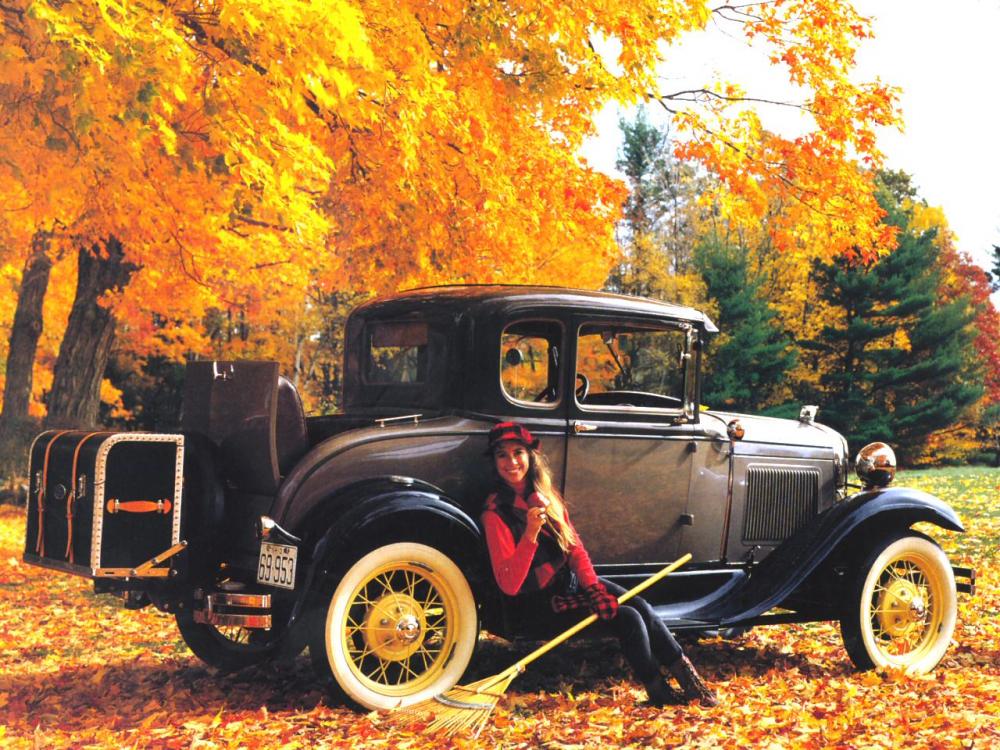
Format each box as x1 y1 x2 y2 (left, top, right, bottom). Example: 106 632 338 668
23 285 974 710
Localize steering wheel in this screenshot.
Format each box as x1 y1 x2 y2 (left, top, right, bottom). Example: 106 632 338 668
575 373 589 402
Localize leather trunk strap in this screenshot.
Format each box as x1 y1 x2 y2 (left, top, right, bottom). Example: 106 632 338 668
36 430 72 557
65 432 111 563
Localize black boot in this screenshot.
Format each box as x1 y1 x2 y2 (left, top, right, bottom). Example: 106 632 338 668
668 655 718 707
643 678 681 707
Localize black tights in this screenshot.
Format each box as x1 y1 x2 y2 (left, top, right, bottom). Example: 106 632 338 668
599 578 683 684
510 576 685 685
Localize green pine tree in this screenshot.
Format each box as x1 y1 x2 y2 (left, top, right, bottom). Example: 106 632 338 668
607 108 705 304
803 171 982 459
695 239 796 413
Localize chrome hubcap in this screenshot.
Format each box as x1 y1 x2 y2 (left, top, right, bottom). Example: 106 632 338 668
396 614 422 644
364 594 426 661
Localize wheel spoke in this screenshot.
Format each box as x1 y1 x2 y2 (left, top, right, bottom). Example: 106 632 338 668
348 642 377 662
353 591 380 608
371 572 389 596
417 648 432 672
405 569 420 599
418 643 442 661
398 657 419 682
421 588 442 611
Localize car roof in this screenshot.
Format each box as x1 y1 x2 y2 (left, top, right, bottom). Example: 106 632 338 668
354 284 719 332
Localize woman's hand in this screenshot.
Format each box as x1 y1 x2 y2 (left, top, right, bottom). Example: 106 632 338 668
525 506 548 543
585 582 619 620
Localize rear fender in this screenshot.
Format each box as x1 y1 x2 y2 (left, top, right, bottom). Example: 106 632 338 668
276 478 493 653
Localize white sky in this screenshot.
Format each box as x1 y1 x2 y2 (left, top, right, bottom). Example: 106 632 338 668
580 0 1000 281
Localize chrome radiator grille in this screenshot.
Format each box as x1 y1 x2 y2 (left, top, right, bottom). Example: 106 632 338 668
742 465 820 544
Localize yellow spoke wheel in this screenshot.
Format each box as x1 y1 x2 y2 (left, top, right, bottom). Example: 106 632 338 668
314 542 478 710
175 612 273 672
344 564 453 690
841 534 956 674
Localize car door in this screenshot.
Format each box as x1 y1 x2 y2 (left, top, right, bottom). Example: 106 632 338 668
561 316 696 566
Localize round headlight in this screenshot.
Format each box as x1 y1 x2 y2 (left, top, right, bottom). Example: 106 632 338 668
855 442 896 488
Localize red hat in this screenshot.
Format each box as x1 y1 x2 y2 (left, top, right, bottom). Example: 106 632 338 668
486 421 539 453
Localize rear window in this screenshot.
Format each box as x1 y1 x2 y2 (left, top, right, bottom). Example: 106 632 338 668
500 320 562 406
364 321 429 384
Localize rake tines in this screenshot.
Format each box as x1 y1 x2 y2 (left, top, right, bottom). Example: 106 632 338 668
396 668 520 738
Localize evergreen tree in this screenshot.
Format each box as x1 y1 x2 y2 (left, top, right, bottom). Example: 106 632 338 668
607 109 705 305
804 171 982 459
988 244 1000 292
695 239 796 413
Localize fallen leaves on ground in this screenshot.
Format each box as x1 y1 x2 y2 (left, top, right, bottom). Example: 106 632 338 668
1 468 998 749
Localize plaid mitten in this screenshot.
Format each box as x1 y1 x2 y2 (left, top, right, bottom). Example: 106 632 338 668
551 589 590 613
586 582 619 620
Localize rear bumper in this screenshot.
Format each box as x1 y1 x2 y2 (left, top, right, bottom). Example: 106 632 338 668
953 565 976 596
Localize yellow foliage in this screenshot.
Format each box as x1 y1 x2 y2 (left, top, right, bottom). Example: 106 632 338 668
913 423 984 466
98 377 128 419
0 0 900 417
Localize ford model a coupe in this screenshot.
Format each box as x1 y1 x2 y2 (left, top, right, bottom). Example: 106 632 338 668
24 286 974 709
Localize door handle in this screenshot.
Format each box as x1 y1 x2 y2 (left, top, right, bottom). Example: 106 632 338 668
573 421 598 433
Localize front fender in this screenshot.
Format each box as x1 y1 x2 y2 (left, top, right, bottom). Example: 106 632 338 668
680 485 964 626
837 485 964 534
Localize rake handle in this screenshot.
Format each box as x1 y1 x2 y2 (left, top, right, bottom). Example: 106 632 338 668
480 553 692 691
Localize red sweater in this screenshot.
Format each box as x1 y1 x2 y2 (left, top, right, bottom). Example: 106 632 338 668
481 488 599 596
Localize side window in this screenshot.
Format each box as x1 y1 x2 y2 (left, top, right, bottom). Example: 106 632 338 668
500 320 562 406
365 321 429 384
576 323 687 409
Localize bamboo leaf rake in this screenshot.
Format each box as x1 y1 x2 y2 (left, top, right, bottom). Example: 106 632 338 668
394 552 692 738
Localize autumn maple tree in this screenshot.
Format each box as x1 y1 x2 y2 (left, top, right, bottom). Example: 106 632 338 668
0 0 901 431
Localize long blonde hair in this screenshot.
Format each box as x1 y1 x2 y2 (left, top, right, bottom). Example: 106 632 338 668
494 446 577 553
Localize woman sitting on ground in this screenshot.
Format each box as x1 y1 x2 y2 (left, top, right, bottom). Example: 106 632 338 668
480 421 718 707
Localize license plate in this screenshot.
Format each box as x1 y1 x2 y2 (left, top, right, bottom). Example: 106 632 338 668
257 542 297 590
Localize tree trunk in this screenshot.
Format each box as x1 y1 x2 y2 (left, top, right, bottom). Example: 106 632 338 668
44 238 137 429
0 232 54 443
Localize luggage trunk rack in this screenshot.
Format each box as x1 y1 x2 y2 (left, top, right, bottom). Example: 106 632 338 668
93 540 188 579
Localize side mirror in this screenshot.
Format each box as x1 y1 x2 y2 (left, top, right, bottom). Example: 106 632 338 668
504 347 523 367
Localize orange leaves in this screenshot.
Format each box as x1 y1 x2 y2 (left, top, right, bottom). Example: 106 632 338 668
0 0 907 421
665 0 902 265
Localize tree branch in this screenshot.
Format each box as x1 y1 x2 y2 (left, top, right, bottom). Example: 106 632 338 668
656 87 814 113
251 258 292 270
231 214 293 232
650 95 846 220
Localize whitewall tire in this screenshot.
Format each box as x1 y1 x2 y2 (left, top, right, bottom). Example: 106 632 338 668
312 542 478 710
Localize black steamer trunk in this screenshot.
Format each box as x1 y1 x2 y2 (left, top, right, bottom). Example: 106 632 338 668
23 431 184 578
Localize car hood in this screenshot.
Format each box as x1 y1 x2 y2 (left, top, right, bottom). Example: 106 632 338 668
701 410 847 455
